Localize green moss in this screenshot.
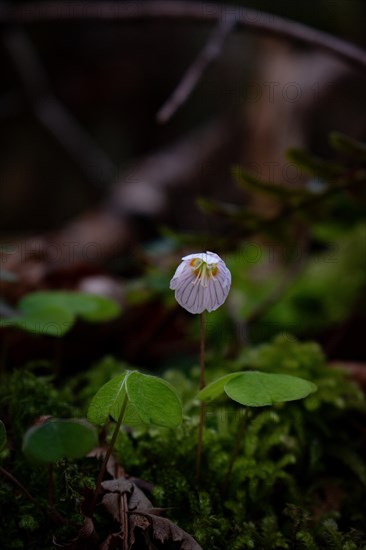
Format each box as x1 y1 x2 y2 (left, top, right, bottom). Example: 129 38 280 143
1 338 366 548
113 337 366 547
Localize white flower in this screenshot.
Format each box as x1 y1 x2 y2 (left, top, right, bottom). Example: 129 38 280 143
170 251 231 314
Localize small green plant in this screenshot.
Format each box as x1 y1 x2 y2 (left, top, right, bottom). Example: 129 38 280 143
198 370 317 493
86 369 182 515
0 367 184 547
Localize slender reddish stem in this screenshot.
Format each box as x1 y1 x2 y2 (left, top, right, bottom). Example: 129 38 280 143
48 464 54 509
90 394 128 515
195 312 206 481
199 312 206 389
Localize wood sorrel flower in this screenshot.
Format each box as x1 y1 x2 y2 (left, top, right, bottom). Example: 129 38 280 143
170 251 231 314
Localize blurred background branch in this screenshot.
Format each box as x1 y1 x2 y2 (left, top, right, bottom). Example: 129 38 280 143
156 12 237 123
0 1 365 69
3 29 116 188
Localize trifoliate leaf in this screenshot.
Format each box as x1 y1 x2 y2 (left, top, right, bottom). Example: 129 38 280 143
224 371 317 407
88 371 182 428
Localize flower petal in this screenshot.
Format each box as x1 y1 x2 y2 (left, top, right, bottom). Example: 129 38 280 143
169 261 190 290
182 251 220 265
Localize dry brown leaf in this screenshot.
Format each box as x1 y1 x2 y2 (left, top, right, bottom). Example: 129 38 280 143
53 516 98 549
99 533 127 549
129 512 203 550
101 478 153 511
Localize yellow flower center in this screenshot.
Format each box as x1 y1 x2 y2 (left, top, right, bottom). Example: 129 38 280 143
190 258 218 285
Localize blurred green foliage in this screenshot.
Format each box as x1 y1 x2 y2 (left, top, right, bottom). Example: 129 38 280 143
163 132 366 347
4 291 121 337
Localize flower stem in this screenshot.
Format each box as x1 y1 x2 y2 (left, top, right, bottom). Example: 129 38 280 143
199 312 206 389
90 394 128 515
195 312 206 481
221 408 248 497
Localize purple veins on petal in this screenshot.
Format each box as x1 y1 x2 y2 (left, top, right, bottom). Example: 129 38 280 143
184 281 198 308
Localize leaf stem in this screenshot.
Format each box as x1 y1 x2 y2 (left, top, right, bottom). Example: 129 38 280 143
0 333 8 380
221 409 248 497
0 460 73 526
48 464 54 510
195 312 206 481
0 465 45 512
90 393 128 515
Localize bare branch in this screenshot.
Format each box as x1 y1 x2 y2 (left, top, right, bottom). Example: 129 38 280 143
3 29 116 187
156 13 237 123
0 2 365 70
